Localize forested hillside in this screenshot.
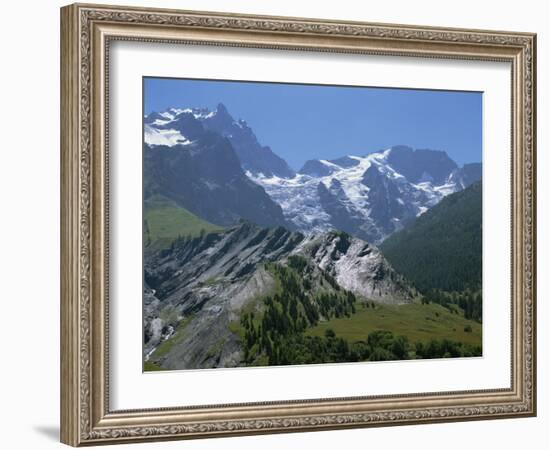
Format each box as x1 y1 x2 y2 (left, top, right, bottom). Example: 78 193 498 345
380 181 482 294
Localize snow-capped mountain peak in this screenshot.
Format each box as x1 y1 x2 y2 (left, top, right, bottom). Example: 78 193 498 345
144 104 295 179
144 107 481 244
250 146 481 243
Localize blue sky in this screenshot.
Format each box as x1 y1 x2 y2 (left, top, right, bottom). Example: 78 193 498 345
144 77 482 169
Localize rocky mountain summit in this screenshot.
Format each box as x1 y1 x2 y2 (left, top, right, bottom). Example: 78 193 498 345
145 104 294 178
144 108 288 228
251 146 481 243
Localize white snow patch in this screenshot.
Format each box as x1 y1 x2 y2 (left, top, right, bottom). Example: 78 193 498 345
168 108 191 116
319 159 340 168
417 206 428 216
434 183 459 197
144 124 193 147
160 111 175 120
161 107 214 121
194 111 215 119
152 119 171 126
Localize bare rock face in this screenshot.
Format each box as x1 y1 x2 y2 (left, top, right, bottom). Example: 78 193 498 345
143 223 414 370
294 231 414 304
156 267 276 370
143 285 163 358
143 223 303 370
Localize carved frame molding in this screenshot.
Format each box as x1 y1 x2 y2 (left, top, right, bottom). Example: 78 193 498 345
60 3 536 446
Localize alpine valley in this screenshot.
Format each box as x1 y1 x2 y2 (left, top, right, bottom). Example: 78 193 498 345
143 104 483 371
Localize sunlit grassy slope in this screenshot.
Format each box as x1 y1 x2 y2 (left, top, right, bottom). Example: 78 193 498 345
306 302 481 347
144 196 222 249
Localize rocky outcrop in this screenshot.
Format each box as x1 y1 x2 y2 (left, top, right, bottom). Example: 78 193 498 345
297 231 414 303
200 103 295 178
385 145 458 185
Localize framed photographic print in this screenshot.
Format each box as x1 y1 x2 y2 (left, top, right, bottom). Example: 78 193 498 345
60 3 537 446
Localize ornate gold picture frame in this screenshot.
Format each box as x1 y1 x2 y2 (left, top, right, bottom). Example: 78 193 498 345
60 3 536 446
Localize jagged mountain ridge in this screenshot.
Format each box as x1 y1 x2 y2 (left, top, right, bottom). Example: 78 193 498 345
144 222 414 370
252 147 481 243
145 104 295 178
144 105 482 243
143 110 288 229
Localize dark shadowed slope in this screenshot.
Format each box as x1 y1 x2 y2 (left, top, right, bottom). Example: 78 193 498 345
144 111 289 228
380 181 482 293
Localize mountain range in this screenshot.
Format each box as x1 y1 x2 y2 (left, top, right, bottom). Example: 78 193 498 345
143 103 483 370
144 104 482 243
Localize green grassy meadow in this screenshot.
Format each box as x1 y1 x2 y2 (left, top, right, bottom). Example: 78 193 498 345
144 196 222 248
306 301 481 347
